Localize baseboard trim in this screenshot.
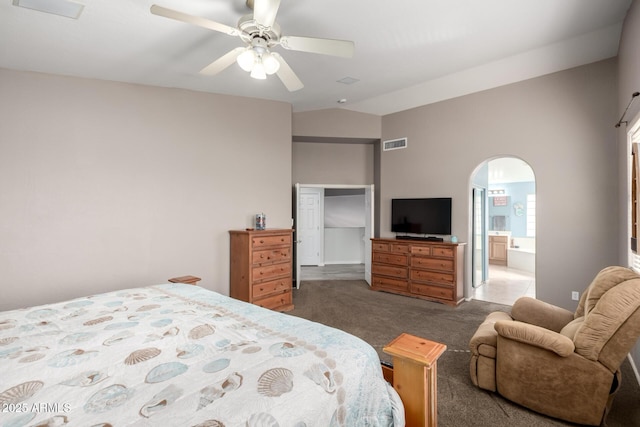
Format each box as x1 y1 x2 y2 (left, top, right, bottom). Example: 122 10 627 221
323 261 364 265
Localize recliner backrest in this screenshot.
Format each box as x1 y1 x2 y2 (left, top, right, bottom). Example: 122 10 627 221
575 266 639 318
573 275 640 372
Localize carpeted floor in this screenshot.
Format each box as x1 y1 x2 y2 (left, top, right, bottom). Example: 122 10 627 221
287 280 640 427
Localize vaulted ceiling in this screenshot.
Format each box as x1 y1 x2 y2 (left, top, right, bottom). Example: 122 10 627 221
0 0 632 115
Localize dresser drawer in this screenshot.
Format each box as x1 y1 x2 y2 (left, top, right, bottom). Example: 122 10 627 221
253 247 291 265
255 290 292 310
373 252 408 266
372 275 409 292
391 243 410 254
410 283 454 300
253 277 290 299
410 246 431 256
411 257 454 271
373 264 408 279
252 234 291 249
431 246 454 258
372 242 390 252
411 269 454 284
252 263 291 282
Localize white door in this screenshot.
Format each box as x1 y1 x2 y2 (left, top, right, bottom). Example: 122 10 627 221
364 185 374 285
295 185 322 288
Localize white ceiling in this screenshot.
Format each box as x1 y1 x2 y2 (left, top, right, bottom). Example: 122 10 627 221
0 0 632 115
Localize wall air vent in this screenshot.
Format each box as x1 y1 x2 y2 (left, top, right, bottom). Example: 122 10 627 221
383 137 408 151
13 0 84 19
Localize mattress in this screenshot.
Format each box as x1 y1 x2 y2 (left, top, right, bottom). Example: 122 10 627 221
0 283 404 426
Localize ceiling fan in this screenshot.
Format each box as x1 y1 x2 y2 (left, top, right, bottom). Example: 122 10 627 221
150 0 355 91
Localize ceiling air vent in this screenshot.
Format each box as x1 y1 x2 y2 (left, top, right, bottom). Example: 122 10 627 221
383 137 407 151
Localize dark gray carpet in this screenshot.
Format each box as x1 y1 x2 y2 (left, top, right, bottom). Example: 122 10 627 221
288 280 640 427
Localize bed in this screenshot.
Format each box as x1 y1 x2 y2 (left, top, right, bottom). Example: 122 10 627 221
0 283 403 426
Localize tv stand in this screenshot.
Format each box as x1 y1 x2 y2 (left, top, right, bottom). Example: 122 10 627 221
396 235 444 242
371 238 465 306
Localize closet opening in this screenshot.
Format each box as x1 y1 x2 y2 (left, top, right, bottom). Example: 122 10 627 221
293 184 374 289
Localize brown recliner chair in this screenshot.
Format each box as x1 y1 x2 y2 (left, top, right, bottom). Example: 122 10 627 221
469 266 640 426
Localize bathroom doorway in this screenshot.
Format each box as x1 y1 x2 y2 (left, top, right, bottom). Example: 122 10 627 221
470 157 536 305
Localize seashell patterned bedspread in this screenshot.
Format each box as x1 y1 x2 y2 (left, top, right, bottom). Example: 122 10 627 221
0 284 404 426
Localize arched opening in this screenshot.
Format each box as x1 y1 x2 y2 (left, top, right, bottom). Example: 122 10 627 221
470 157 536 305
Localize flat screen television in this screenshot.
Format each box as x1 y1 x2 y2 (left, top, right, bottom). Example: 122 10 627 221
391 197 452 235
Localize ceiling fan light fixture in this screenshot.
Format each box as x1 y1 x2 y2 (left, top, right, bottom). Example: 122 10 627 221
237 48 256 72
262 52 280 75
150 2 352 91
250 62 267 80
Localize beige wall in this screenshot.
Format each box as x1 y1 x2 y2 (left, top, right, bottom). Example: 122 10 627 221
617 0 640 377
292 142 374 185
293 108 381 139
0 68 292 311
381 58 618 309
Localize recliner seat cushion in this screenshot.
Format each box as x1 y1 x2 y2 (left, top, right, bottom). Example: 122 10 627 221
559 316 584 340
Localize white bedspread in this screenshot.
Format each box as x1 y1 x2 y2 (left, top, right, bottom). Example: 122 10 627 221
0 284 404 426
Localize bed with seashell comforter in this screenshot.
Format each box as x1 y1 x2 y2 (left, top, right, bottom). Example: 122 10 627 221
0 283 404 426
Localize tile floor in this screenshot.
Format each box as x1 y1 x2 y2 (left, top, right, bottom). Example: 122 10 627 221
472 265 536 306
302 263 536 306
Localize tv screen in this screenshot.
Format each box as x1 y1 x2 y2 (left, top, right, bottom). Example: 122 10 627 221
391 198 452 235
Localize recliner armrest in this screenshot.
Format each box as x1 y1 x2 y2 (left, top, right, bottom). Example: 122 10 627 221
511 297 575 332
495 320 575 357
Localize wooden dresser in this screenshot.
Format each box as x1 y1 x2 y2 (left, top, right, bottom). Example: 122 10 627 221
371 238 465 306
229 229 294 312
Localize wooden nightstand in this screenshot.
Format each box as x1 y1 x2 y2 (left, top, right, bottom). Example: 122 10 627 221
168 275 201 285
383 333 447 427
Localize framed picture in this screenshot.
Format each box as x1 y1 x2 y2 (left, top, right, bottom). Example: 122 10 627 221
493 196 508 206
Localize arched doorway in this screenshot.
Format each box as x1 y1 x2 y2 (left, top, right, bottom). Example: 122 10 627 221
470 157 536 305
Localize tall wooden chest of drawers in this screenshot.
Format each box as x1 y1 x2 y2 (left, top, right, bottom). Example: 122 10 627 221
229 229 294 312
371 238 465 306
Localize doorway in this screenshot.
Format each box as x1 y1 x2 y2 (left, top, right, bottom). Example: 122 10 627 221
472 187 487 288
470 157 536 305
294 184 374 289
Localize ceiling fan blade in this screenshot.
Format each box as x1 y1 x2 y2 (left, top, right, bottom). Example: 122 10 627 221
200 47 245 76
272 53 303 92
150 4 239 36
253 0 281 28
280 36 354 58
